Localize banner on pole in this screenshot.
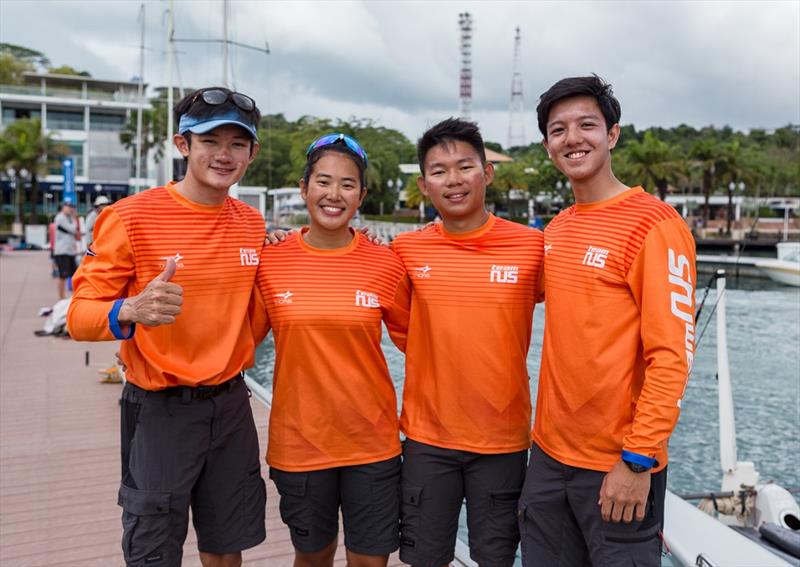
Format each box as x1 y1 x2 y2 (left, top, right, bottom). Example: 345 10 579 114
62 158 75 204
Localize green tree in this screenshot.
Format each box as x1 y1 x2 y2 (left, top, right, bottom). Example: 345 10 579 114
119 100 168 175
689 139 728 223
620 131 684 201
0 118 66 225
47 64 91 77
0 43 49 84
0 53 32 84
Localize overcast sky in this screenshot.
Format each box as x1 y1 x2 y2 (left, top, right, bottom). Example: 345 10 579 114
2 0 798 146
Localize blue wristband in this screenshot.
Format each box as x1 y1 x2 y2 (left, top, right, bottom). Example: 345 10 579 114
621 450 656 469
108 299 135 340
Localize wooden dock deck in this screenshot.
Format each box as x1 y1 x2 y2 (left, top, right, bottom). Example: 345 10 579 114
0 250 404 566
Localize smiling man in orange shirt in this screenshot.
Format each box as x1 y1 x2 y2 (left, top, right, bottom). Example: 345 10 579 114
392 119 544 567
517 76 696 567
68 88 267 567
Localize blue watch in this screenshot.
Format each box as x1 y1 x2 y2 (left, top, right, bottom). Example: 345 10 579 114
621 450 655 473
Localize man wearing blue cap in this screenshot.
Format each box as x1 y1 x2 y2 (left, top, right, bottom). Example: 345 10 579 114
68 87 267 567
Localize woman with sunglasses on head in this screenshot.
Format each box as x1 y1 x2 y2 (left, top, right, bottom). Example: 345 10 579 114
254 134 411 567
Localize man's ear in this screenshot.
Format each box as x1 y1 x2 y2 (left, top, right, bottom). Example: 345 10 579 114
248 141 261 162
483 161 495 186
607 123 621 151
174 134 190 157
416 174 428 198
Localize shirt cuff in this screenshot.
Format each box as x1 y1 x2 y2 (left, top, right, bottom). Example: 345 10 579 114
621 450 656 469
108 299 135 340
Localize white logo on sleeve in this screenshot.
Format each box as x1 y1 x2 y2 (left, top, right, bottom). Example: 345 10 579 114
490 265 519 284
240 248 259 266
412 265 432 278
159 252 185 269
274 291 293 305
668 248 695 384
544 244 553 255
355 290 381 308
582 246 609 269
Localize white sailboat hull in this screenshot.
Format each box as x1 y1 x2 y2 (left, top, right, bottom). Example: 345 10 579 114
664 491 793 566
755 259 800 286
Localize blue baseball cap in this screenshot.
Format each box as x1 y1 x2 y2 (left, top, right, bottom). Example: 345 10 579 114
178 109 258 140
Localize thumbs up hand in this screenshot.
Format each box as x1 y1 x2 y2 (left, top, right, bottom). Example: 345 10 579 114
118 257 184 327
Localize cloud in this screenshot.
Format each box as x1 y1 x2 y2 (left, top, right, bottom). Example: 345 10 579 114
2 0 798 147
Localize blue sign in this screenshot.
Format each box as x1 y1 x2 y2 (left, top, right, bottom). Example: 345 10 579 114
62 158 76 204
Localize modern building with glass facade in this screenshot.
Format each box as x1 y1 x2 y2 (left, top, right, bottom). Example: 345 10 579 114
0 72 155 216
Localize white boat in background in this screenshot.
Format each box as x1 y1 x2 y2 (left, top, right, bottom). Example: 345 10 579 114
756 242 800 287
663 270 800 566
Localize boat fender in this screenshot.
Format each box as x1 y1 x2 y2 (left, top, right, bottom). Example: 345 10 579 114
759 522 800 560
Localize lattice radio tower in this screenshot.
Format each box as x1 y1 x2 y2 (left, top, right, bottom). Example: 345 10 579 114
458 12 473 120
507 26 526 148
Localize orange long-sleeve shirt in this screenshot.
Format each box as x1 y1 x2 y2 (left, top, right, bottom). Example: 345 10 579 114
391 214 545 454
533 187 696 472
256 230 410 472
66 184 265 390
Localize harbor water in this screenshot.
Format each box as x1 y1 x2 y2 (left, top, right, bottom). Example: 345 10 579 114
251 275 800 552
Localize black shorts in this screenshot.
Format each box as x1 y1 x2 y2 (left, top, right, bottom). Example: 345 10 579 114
269 456 401 555
518 443 667 567
400 439 526 567
53 254 76 279
119 376 266 566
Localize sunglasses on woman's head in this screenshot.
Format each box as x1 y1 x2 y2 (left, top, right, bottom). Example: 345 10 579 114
305 133 368 168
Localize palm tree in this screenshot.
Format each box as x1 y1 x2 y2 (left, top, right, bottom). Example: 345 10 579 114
0 118 65 225
622 131 684 201
689 139 729 224
719 140 759 236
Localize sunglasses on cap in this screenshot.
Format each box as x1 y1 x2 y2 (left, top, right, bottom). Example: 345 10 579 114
191 89 256 112
305 133 368 168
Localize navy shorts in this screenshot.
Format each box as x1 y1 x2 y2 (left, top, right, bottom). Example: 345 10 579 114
400 439 526 567
53 254 76 279
518 443 666 567
119 376 266 566
270 456 401 555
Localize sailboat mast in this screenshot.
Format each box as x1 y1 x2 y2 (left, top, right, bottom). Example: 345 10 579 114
166 0 175 183
134 2 145 193
222 0 229 87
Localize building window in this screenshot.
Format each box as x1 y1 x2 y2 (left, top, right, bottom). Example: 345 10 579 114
48 141 85 177
1 106 42 126
90 111 126 131
47 109 85 131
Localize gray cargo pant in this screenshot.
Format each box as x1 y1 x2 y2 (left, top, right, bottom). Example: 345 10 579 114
518 443 666 567
119 376 266 567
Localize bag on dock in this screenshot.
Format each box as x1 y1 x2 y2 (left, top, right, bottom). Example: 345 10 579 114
34 298 70 337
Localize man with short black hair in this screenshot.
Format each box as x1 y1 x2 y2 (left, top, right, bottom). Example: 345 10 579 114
518 75 696 567
392 117 544 567
68 87 267 567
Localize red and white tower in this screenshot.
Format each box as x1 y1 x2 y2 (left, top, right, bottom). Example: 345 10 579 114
458 12 473 120
507 26 526 148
